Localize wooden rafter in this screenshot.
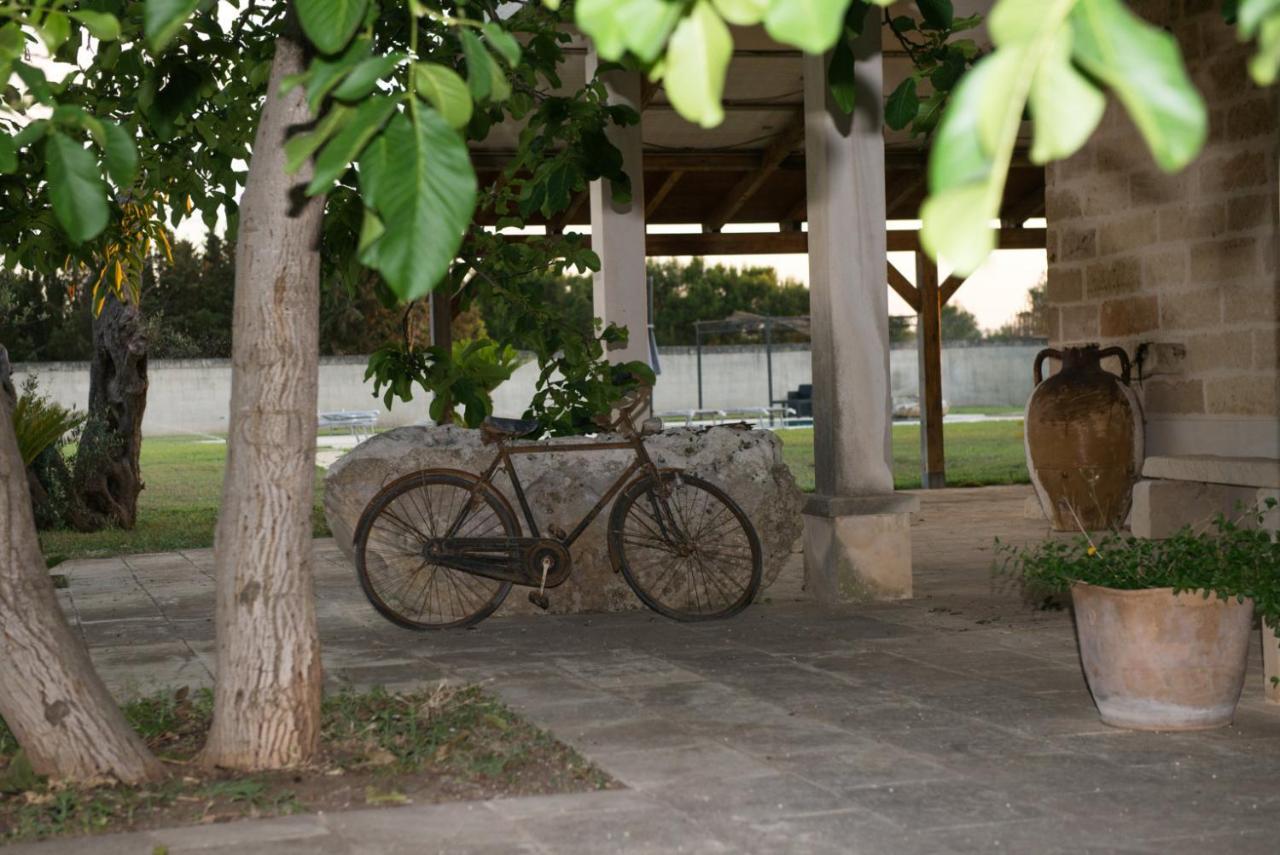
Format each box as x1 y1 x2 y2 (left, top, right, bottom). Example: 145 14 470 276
548 191 587 234
886 261 920 312
703 115 807 232
940 275 964 305
645 170 685 218
999 183 1045 227
885 173 924 221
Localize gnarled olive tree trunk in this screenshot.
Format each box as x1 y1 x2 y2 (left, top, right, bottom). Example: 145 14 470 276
0 345 163 783
200 26 325 770
71 293 148 531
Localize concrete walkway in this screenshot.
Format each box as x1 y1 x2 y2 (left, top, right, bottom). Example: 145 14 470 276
18 486 1280 853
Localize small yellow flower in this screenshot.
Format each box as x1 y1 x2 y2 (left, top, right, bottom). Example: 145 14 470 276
1087 546 1098 556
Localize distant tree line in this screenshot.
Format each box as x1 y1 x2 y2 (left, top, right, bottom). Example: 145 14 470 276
1 242 1047 363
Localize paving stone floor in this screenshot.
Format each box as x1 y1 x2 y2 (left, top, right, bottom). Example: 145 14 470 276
16 486 1280 853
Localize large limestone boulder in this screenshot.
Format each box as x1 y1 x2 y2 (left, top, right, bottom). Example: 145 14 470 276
324 424 804 615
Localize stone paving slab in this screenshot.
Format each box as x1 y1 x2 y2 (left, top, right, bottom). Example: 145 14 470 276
13 485 1280 853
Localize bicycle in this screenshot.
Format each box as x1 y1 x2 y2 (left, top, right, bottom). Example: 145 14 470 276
352 386 763 629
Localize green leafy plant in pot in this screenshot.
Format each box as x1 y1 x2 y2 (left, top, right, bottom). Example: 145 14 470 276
997 502 1280 731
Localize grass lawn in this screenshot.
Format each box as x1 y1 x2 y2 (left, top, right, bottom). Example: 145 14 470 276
777 420 1030 492
37 420 1027 564
38 437 329 567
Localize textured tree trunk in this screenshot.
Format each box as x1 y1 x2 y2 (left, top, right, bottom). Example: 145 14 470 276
200 27 325 770
0 345 164 783
72 294 148 531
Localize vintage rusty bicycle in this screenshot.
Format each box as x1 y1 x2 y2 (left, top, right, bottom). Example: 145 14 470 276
352 386 762 629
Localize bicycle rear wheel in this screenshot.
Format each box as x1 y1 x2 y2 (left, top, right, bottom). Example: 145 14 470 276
354 471 518 630
608 471 762 621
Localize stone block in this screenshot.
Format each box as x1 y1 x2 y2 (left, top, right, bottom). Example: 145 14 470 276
1130 168 1188 207
1158 202 1224 243
1199 150 1268 194
1141 454 1280 488
1191 236 1259 282
1047 267 1083 304
1205 375 1279 416
1227 98 1274 140
802 495 915 602
1059 227 1097 262
1223 283 1279 323
1085 257 1141 299
1255 328 1278 371
1181 331 1254 373
1129 478 1259 539
1100 296 1158 336
323 424 804 615
1141 379 1205 414
1158 286 1220 331
1059 304 1100 341
1098 216 1158 258
1142 247 1188 291
1228 193 1273 233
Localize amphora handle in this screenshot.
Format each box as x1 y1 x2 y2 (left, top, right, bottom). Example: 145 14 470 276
1033 348 1062 385
1096 346 1132 385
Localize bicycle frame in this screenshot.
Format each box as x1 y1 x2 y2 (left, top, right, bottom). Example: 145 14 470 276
447 433 664 548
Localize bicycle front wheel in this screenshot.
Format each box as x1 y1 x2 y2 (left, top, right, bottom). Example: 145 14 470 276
354 471 517 630
608 471 762 621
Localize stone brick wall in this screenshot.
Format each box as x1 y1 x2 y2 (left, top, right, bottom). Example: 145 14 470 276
1045 1 1279 459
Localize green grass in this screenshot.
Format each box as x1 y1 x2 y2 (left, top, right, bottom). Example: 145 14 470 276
38 437 328 567
778 420 1030 492
947 405 1025 416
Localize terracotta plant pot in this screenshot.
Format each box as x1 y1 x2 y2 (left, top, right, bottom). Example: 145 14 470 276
1025 345 1143 531
1071 582 1254 731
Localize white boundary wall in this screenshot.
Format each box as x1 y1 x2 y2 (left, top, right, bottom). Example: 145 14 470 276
12 343 1043 437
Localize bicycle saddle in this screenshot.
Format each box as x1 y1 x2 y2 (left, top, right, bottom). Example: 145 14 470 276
480 416 541 444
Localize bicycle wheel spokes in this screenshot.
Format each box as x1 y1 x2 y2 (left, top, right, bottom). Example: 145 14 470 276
356 473 517 630
611 472 762 621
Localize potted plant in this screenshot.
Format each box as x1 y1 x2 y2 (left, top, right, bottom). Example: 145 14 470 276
997 503 1280 731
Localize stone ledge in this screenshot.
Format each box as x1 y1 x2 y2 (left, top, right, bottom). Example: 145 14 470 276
1141 454 1280 488
802 493 920 518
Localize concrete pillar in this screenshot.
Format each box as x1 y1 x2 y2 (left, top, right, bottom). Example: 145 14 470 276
586 53 650 367
801 15 916 602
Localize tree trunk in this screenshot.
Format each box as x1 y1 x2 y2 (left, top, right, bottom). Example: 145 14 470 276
71 294 148 531
0 345 164 783
200 26 325 771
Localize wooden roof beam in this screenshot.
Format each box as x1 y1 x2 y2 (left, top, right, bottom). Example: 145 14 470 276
646 170 685 218
887 261 920 312
703 116 807 232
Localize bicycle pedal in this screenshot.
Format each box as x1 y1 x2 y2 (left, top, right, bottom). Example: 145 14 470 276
528 592 551 611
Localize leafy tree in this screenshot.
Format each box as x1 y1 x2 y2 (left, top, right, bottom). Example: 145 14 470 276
989 278 1049 341
941 303 982 343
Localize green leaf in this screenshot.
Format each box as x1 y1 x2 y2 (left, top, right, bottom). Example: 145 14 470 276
1027 30 1104 164
1070 0 1206 172
459 30 492 102
0 22 23 60
45 130 109 243
0 751 40 795
885 77 919 130
575 0 628 59
415 63 473 129
358 109 478 302
303 39 372 112
664 1 732 129
1239 0 1280 34
295 0 368 55
920 184 994 276
35 11 70 53
285 104 353 174
917 0 954 29
926 55 993 193
1247 11 1280 84
482 22 522 66
764 0 852 54
144 0 199 53
0 132 15 173
69 10 122 42
487 52 512 102
332 53 404 101
100 121 138 186
712 0 770 26
307 96 397 195
827 38 856 114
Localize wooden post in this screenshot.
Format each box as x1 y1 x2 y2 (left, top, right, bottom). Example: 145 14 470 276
916 251 945 489
430 290 453 424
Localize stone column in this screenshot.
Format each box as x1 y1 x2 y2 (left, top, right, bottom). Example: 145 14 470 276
586 52 650 367
801 16 916 601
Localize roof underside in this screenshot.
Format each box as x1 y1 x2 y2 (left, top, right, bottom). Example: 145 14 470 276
471 1 1044 237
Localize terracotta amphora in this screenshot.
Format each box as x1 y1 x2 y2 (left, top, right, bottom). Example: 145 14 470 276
1025 345 1143 531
